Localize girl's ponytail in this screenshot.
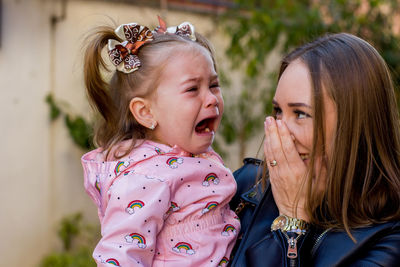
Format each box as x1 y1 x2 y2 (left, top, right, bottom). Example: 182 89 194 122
83 26 119 147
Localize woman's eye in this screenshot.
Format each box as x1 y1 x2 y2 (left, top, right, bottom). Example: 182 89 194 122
273 106 282 119
294 110 310 119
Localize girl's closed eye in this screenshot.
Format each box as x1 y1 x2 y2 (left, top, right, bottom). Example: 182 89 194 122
209 81 221 93
210 82 220 89
186 86 198 92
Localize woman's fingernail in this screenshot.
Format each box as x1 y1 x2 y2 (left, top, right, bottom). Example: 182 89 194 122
265 117 271 126
277 120 282 127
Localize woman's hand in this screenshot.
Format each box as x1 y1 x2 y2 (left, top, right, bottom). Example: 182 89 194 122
264 116 309 221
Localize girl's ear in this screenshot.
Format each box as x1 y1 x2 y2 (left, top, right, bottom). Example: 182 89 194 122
129 97 155 129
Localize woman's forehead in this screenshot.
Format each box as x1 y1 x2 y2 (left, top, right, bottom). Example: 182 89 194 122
275 60 312 105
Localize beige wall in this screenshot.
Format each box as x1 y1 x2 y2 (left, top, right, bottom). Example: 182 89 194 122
0 0 262 266
0 0 53 265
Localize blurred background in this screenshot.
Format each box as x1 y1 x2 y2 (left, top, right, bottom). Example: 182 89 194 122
1 0 399 266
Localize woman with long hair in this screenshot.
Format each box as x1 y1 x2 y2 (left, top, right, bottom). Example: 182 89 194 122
231 33 400 266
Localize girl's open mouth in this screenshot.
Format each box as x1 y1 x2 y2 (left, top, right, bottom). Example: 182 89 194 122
195 118 216 134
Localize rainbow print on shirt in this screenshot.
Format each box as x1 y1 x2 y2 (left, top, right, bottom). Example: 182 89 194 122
114 161 130 176
155 147 165 155
105 258 120 266
166 157 183 169
123 169 134 176
125 200 145 215
165 201 180 216
218 257 229 266
221 224 237 236
201 201 219 214
202 172 220 186
172 242 196 255
94 177 101 194
125 233 147 248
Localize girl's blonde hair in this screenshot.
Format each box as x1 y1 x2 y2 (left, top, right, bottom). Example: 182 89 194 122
83 24 216 159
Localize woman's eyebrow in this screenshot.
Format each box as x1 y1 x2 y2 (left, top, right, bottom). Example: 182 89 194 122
288 102 312 109
272 100 311 109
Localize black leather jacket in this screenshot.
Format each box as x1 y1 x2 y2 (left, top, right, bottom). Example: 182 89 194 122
230 158 400 267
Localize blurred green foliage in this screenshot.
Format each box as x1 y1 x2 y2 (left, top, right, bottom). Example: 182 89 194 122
219 0 400 163
46 94 93 151
58 213 83 251
64 115 92 150
46 94 62 121
40 213 98 267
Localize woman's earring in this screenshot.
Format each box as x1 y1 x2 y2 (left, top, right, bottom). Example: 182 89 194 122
149 122 157 130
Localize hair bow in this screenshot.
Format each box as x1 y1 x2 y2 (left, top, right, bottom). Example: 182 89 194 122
155 16 196 41
108 23 154 73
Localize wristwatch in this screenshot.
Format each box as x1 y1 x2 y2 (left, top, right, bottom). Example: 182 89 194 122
271 215 309 233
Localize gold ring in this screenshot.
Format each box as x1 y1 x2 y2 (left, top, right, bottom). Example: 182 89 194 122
270 160 277 167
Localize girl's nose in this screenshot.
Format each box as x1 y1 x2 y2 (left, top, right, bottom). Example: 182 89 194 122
205 91 219 107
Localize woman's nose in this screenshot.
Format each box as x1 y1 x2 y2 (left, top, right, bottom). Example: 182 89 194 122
279 117 296 142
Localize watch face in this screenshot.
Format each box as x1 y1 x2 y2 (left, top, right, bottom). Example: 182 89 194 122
271 215 287 231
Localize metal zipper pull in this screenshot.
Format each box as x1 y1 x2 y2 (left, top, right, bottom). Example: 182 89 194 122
287 236 298 259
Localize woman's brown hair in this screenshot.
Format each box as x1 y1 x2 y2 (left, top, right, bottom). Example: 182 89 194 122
279 33 400 235
83 23 216 159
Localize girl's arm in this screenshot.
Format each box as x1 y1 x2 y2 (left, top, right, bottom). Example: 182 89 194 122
94 173 171 266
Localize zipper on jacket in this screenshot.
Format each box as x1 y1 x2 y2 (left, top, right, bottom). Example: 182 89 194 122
311 228 331 256
282 231 302 267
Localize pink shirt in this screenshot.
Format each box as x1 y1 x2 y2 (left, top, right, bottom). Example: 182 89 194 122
82 140 240 266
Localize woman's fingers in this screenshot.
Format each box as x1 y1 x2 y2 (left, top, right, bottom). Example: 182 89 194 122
264 118 277 165
265 117 291 215
264 118 277 176
265 117 289 170
264 117 308 218
276 120 302 164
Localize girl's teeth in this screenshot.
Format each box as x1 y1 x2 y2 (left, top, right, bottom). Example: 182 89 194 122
205 128 210 132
